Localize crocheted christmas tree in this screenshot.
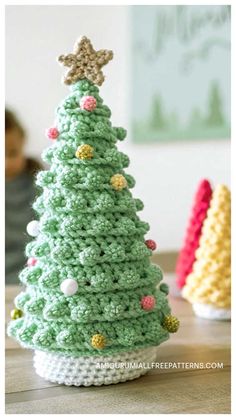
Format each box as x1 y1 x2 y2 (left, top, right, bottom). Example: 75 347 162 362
176 179 213 289
8 37 179 386
182 184 231 320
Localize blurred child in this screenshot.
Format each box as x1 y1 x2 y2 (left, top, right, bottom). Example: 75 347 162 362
5 109 42 284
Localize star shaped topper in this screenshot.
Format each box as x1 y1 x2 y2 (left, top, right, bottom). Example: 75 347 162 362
57 36 113 86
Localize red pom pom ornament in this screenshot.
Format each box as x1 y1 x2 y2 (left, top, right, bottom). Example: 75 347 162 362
80 96 97 111
46 127 59 140
27 257 37 267
145 239 157 251
141 295 156 311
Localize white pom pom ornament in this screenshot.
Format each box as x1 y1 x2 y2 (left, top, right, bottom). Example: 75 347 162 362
60 278 78 296
26 220 40 237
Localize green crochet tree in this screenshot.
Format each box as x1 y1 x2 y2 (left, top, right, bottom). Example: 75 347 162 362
8 37 179 386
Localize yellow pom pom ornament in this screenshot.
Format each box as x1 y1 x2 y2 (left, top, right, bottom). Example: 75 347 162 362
75 144 94 160
11 308 23 320
91 334 106 349
110 174 127 191
162 315 180 333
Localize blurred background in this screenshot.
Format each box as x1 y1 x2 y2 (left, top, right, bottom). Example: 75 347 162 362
5 5 230 282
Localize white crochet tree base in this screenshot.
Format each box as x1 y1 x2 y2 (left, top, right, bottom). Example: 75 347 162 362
193 303 231 320
34 346 157 386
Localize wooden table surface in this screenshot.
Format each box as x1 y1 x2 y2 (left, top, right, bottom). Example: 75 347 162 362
5 284 231 414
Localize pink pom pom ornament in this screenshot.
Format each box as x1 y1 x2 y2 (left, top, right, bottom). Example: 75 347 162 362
141 295 156 311
145 239 157 251
46 127 59 140
80 96 97 111
27 257 37 267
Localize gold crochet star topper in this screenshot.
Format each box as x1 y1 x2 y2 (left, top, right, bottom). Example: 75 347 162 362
58 36 113 86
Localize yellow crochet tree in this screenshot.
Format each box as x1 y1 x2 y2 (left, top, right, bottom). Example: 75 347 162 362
182 184 231 320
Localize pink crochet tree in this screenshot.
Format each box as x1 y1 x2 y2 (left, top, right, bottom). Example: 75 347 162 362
176 179 213 289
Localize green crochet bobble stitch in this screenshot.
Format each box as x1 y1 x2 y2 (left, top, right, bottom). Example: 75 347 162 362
8 50 178 358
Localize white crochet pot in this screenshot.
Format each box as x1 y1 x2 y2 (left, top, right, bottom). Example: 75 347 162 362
34 346 157 386
193 303 231 320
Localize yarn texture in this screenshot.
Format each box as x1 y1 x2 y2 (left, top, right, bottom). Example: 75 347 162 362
58 36 113 86
182 185 231 313
176 179 213 289
34 347 157 386
192 303 231 321
7 37 179 384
